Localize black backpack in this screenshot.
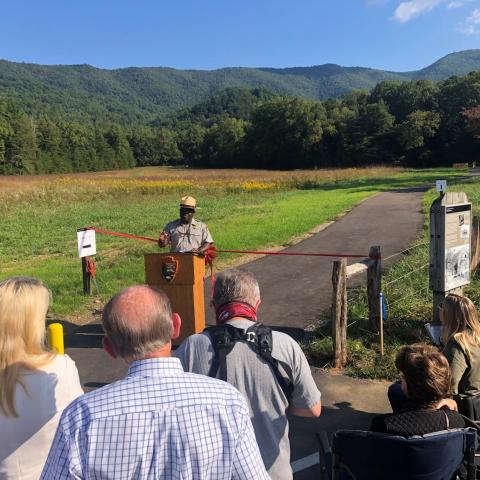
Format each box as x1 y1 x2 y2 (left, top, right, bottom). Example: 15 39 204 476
204 323 294 401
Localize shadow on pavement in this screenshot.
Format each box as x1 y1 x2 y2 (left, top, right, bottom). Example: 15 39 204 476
47 319 104 348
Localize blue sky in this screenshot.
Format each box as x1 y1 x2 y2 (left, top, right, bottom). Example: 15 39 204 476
1 0 479 71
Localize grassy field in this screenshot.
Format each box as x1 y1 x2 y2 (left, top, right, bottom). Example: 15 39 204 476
303 175 480 379
0 166 465 322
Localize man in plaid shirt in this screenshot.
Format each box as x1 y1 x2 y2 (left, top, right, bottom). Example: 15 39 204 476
41 285 269 480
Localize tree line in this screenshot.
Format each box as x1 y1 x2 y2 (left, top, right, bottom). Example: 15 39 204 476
1 72 480 175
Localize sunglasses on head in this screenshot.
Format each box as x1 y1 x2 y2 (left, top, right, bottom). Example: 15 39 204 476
180 207 195 213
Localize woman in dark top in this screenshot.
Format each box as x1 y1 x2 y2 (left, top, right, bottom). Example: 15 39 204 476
371 344 465 436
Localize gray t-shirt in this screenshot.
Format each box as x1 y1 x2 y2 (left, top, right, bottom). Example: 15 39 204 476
163 218 213 253
175 319 321 480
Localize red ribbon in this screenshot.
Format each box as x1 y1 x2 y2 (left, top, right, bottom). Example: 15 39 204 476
83 227 378 259
85 226 158 243
216 302 258 324
86 258 96 278
203 247 218 298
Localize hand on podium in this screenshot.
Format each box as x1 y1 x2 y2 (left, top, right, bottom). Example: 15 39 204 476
158 231 170 248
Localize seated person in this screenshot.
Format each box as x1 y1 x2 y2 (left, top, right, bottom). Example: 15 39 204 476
440 294 480 399
371 344 465 436
0 276 83 480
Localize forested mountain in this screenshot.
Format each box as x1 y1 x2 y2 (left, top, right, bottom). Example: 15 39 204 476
0 50 479 124
2 71 480 175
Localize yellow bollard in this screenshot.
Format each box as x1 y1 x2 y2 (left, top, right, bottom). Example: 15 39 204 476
47 323 64 354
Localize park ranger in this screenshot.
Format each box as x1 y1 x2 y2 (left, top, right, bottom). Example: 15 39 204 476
158 195 214 253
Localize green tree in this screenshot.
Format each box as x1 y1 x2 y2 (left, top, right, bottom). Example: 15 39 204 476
154 128 182 165
4 112 37 174
461 106 480 138
370 80 438 122
176 123 207 166
202 118 247 167
247 97 326 169
337 101 395 165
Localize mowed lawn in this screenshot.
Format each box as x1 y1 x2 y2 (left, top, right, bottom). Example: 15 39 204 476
0 166 465 321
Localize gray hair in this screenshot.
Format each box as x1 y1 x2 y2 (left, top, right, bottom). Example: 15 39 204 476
102 286 173 360
213 269 260 308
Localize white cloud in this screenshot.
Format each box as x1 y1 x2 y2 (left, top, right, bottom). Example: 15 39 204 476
394 0 445 22
448 0 473 8
459 7 480 34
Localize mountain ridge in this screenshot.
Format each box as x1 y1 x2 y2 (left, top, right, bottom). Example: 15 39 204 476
1 49 479 123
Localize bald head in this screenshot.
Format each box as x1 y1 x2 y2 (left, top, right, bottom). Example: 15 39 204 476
102 285 174 360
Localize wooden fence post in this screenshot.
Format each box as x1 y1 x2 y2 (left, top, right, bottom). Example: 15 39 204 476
471 216 480 273
332 258 347 368
82 256 91 295
367 245 382 330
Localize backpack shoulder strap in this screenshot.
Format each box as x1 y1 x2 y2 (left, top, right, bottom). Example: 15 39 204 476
204 324 243 381
245 324 295 401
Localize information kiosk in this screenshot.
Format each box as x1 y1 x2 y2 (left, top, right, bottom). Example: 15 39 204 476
429 185 471 324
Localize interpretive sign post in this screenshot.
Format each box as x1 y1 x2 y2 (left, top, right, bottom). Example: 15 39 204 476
429 187 471 323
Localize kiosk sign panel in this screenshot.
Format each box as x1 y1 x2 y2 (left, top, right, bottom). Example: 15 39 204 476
429 191 471 292
444 205 471 290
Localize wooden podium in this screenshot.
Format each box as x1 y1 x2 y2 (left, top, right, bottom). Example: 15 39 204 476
144 253 206 343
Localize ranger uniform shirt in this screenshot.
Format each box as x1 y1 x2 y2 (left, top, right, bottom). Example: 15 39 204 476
163 218 213 253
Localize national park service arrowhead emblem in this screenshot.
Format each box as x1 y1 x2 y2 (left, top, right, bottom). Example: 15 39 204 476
162 256 178 282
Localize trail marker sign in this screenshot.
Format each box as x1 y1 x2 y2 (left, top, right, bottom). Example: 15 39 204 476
436 180 447 194
77 228 96 258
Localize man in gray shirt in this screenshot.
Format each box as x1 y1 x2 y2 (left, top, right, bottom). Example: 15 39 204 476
175 269 322 480
159 195 213 253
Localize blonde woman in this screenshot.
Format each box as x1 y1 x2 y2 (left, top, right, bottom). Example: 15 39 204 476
440 293 480 397
0 277 83 480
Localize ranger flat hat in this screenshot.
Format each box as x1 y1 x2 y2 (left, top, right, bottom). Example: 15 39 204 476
180 195 196 209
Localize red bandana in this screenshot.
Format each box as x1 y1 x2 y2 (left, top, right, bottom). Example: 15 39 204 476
215 302 257 324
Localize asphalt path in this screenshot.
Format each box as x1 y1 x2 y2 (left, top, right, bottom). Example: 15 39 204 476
64 186 427 478
205 186 427 329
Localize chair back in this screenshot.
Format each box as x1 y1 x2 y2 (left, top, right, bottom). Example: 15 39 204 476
331 428 476 480
457 394 480 421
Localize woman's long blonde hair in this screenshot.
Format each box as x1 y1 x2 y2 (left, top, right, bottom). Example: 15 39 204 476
0 277 55 416
441 293 480 361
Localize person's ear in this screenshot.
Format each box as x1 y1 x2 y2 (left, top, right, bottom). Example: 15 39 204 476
171 313 182 339
255 299 262 310
102 336 118 359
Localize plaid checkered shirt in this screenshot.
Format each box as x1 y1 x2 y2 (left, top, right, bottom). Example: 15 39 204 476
41 357 269 479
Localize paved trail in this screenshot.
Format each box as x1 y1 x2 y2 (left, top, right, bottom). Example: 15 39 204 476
205 186 427 329
64 186 427 478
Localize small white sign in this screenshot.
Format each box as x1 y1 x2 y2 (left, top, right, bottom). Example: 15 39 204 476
77 229 96 258
436 180 447 193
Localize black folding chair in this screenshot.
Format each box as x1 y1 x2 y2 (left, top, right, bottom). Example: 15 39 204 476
317 428 477 480
457 394 480 422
